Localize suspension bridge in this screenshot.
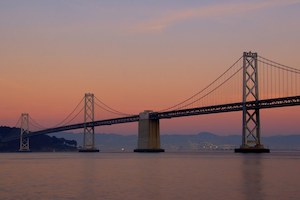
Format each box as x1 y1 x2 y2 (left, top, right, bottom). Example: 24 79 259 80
1 52 300 153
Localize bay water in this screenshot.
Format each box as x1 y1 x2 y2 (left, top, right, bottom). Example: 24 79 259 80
1 152 299 200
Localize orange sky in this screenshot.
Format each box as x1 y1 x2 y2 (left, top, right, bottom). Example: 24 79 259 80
1 0 300 135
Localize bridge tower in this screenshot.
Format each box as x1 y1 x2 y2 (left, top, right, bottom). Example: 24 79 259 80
19 113 30 152
79 93 99 152
235 52 270 153
134 111 164 152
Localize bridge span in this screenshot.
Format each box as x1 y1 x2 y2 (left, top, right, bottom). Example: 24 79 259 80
2 52 300 153
3 96 300 146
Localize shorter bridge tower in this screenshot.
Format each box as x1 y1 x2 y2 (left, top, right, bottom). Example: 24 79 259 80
79 93 99 152
19 113 31 152
235 52 270 153
134 111 164 152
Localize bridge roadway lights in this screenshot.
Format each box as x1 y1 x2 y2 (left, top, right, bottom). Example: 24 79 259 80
134 110 165 153
234 145 270 153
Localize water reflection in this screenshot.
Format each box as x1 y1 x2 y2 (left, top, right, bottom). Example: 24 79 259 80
78 154 99 199
241 155 265 200
135 155 163 199
2 152 299 200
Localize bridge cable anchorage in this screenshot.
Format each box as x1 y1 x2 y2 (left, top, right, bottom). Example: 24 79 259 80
158 56 243 112
94 96 132 116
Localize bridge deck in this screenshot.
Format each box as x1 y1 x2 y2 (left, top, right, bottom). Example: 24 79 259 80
154 96 300 119
2 96 299 142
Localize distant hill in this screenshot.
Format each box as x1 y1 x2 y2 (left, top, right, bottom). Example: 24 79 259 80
50 132 137 152
2 126 300 152
51 132 300 152
0 126 77 152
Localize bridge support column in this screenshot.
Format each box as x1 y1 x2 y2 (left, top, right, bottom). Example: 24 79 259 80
19 113 31 152
235 52 269 153
134 111 164 152
79 93 99 152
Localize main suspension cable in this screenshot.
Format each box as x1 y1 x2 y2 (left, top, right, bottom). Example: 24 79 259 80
159 56 243 112
175 66 243 110
258 56 300 72
29 116 46 130
258 60 300 74
60 107 84 126
13 116 21 128
52 97 85 127
94 96 131 116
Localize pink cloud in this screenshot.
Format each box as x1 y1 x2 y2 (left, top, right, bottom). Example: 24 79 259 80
132 0 300 33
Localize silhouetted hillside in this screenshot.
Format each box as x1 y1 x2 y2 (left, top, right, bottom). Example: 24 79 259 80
3 127 299 152
51 132 300 152
0 126 77 152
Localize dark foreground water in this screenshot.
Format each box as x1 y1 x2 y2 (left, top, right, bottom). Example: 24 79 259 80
1 151 300 200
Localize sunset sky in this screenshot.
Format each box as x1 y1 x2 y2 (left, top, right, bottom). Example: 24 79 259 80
1 0 300 136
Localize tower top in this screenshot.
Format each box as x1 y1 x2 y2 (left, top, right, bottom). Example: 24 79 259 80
243 51 257 57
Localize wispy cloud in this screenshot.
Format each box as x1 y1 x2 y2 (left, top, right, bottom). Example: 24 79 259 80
131 0 300 33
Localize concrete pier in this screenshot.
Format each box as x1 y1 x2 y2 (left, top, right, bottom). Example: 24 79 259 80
134 111 164 152
235 145 270 153
78 149 100 152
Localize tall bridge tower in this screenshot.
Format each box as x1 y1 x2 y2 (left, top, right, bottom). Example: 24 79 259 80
79 93 99 152
235 52 269 153
19 113 30 152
